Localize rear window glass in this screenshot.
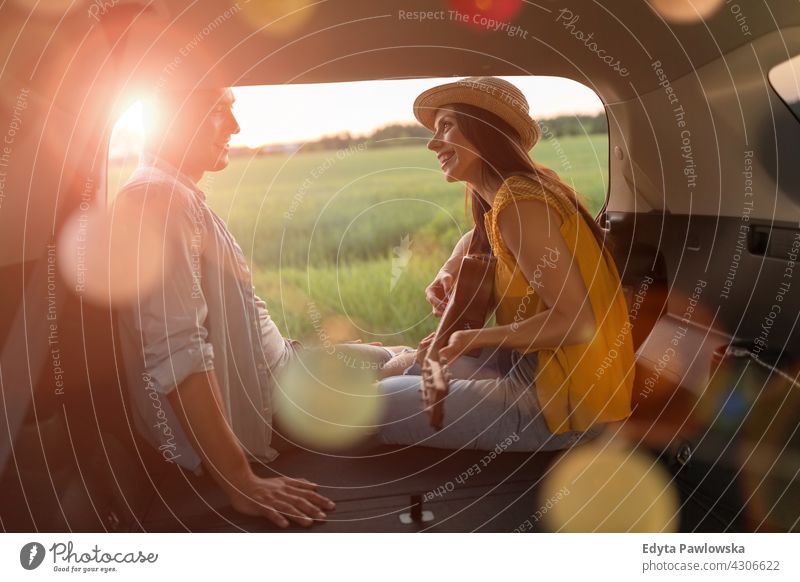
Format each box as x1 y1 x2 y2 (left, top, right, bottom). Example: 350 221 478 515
108 77 606 345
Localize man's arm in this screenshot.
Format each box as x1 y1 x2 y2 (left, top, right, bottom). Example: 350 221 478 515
168 370 335 528
114 185 332 528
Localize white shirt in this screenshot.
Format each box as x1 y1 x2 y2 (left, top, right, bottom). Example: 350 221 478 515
115 153 286 471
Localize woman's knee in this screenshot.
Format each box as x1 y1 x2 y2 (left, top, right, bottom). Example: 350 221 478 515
376 375 434 443
377 376 423 420
379 374 420 395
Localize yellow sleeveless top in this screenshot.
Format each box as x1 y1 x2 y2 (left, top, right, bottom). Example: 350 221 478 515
484 175 634 434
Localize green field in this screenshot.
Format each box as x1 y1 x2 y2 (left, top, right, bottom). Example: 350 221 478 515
108 135 608 346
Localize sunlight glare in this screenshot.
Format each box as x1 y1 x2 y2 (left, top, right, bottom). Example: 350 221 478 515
274 349 383 451
541 440 679 532
57 204 165 307
109 101 144 162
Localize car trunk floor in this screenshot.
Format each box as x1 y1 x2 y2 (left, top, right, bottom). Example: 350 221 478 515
141 445 562 532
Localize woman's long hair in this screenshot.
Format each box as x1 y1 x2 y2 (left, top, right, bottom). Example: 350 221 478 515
450 103 609 255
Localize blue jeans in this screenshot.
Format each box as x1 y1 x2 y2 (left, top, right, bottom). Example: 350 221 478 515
376 348 603 452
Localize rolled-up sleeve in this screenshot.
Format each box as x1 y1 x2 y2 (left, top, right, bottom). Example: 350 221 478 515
116 184 215 395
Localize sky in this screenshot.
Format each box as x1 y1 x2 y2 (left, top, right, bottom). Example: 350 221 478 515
111 76 603 154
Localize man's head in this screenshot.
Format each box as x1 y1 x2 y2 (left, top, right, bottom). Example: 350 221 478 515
142 87 240 179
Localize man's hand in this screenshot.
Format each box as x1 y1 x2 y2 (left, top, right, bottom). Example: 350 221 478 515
227 475 335 529
425 271 455 317
167 371 336 529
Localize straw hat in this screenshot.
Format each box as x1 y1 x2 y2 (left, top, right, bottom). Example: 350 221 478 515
413 76 540 151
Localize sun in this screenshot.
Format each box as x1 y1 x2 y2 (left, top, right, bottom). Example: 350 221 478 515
108 100 145 162
113 100 144 136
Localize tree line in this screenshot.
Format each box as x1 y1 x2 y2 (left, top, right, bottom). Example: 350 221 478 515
253 112 608 155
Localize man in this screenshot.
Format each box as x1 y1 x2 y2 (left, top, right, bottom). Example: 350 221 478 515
114 87 392 528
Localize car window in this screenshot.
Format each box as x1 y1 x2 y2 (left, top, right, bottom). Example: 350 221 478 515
107 77 606 346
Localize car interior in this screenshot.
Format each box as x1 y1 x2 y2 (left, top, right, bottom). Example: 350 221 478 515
1 0 799 532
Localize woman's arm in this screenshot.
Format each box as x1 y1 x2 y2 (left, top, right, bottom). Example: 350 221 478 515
425 229 474 316
441 229 474 275
439 201 596 361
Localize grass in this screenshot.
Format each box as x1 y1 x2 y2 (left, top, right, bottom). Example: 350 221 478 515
108 135 609 346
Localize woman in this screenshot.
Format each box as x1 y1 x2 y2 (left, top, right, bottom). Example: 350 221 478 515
377 77 634 452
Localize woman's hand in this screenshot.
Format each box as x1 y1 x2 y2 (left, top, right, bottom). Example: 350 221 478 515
415 330 437 365
438 329 481 364
425 270 455 317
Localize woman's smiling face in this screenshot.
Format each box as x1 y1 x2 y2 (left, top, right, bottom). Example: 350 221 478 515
427 107 482 184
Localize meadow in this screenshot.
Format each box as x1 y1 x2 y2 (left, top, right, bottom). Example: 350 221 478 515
108 134 608 346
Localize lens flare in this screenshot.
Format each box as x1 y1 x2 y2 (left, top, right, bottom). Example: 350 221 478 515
447 0 523 29
541 441 679 532
274 349 384 451
737 362 800 531
647 0 724 23
57 204 165 306
237 0 316 37
698 358 761 432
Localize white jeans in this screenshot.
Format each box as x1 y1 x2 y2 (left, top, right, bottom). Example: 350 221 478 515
376 348 603 452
